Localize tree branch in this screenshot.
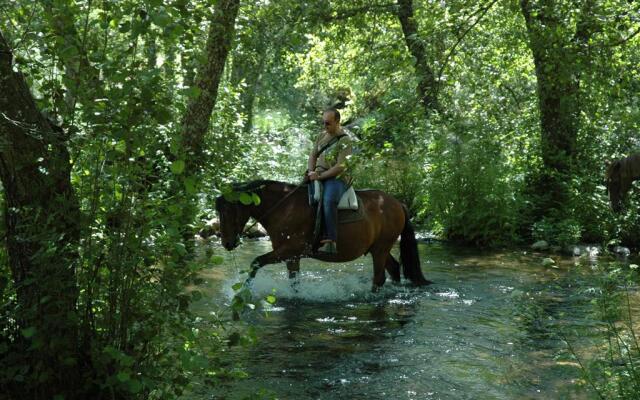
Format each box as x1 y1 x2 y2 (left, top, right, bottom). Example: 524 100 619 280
320 3 397 22
437 0 499 82
396 0 439 114
608 25 640 47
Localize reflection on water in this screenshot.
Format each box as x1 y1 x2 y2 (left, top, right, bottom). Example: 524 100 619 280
189 240 635 399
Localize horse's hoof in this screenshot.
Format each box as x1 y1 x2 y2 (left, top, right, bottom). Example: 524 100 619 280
371 285 381 293
243 277 254 291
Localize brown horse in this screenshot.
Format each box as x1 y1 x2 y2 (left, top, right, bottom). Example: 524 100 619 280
605 153 640 213
215 180 430 291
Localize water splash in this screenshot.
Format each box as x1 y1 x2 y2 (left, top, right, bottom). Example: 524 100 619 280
222 268 418 304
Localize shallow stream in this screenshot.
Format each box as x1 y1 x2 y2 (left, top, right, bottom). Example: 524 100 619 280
191 239 638 399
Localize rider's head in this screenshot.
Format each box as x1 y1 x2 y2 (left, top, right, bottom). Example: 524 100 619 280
322 108 341 135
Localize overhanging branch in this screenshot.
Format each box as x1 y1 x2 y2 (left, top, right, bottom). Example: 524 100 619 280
437 0 499 82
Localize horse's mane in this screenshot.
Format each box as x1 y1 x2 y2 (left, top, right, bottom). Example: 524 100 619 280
231 179 301 193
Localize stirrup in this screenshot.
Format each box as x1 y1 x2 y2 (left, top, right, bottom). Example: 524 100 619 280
317 241 337 254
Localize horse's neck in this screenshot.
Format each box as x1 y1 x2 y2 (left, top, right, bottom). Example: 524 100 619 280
251 185 306 230
249 184 299 223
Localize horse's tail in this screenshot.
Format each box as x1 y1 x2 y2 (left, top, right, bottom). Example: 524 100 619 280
400 204 431 286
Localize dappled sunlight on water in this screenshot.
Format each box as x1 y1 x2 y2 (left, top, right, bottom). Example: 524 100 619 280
188 239 638 400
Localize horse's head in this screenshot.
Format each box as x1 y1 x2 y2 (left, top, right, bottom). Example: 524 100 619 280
605 160 624 213
215 196 251 250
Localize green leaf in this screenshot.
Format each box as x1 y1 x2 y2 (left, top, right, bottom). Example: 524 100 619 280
151 11 171 27
184 176 197 194
266 295 276 304
115 140 127 154
116 371 130 383
231 282 243 291
239 192 253 205
169 139 181 156
21 327 36 338
170 160 185 174
127 379 143 394
251 193 261 206
59 45 80 60
210 255 224 265
154 107 172 124
223 191 239 203
120 354 134 367
181 86 201 99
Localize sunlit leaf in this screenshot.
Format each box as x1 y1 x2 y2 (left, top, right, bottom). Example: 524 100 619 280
239 192 253 205
211 255 224 265
171 160 185 174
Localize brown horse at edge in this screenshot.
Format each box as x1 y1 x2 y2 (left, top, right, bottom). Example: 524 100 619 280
215 180 431 291
605 153 640 213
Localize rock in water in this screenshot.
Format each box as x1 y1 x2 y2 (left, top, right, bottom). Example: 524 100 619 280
614 246 631 257
531 240 549 251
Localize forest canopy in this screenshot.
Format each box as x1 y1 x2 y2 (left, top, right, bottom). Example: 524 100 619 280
1 0 640 398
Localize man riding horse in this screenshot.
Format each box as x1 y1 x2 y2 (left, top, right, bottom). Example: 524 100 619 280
306 108 353 254
215 108 430 291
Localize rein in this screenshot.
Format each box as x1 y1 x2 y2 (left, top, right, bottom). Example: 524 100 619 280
241 180 305 236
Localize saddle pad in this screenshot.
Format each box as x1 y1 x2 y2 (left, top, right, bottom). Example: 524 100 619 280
313 181 359 210
338 186 358 210
338 195 365 224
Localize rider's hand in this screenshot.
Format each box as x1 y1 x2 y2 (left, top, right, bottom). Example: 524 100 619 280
308 171 320 181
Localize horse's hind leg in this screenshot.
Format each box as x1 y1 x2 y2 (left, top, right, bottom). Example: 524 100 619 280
385 255 401 284
370 249 390 292
286 258 300 279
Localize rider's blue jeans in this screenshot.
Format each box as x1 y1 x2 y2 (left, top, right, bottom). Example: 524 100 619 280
309 178 348 242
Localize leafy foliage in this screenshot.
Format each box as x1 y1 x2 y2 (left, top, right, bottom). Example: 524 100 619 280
2 0 640 398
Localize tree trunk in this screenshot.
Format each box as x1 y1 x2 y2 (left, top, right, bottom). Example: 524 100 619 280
396 0 439 115
230 22 268 136
0 31 82 399
179 0 241 172
170 0 240 246
520 0 584 214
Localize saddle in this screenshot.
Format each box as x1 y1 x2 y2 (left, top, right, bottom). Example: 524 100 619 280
312 181 359 210
309 181 365 252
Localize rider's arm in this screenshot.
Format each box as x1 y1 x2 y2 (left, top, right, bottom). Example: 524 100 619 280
307 134 321 173
307 147 318 172
319 164 344 179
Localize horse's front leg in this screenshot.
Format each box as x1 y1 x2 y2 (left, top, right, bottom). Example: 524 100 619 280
286 258 300 279
248 251 290 279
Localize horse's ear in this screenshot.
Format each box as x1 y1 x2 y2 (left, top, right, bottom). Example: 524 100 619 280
612 160 621 171
606 159 621 179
